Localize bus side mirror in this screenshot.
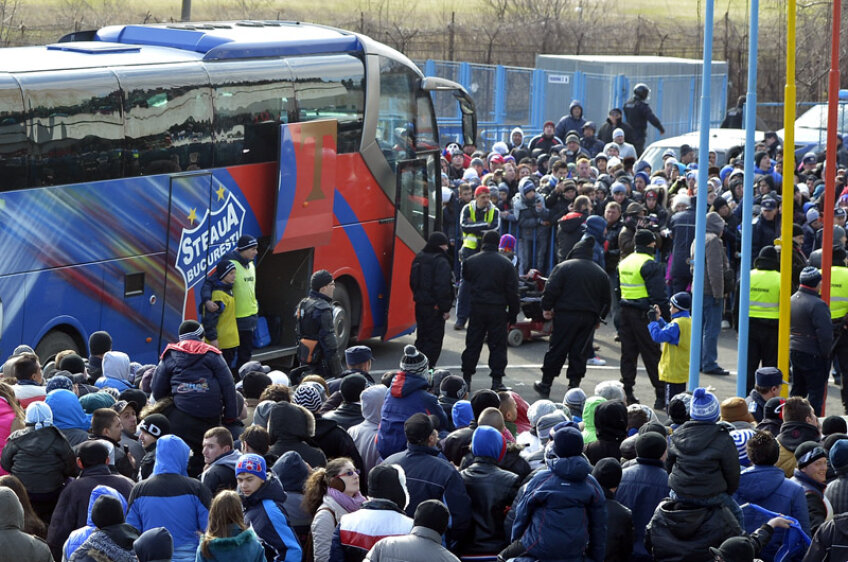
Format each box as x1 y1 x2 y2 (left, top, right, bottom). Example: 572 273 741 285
421 77 478 148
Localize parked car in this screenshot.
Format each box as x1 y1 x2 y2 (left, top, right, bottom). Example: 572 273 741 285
777 98 848 159
636 128 762 173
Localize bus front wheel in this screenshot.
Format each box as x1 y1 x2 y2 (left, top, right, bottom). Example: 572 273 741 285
35 330 81 364
333 283 352 347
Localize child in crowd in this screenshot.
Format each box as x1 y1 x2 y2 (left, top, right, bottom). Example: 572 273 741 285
648 292 692 407
202 260 239 367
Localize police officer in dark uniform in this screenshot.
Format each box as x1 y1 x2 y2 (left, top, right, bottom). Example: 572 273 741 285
721 95 746 129
460 230 520 392
744 367 786 423
617 229 668 408
623 83 665 156
295 270 343 380
410 231 455 369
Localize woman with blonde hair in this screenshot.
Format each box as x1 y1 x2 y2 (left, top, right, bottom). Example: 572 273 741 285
303 457 365 562
0 382 24 475
197 490 264 562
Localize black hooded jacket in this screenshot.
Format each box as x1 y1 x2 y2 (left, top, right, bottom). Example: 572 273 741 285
410 243 455 313
645 500 741 562
461 241 520 318
667 421 740 498
542 238 611 317
584 401 628 465
267 402 327 468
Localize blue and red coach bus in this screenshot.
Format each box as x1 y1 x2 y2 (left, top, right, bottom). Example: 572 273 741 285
0 20 476 364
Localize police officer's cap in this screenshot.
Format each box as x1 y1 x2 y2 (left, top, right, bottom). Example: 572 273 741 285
755 367 787 388
345 345 372 366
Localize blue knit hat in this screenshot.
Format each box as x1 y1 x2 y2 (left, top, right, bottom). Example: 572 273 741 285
471 425 507 462
830 439 848 470
731 428 756 467
670 292 691 312
235 453 267 481
690 387 720 422
46 374 74 394
451 400 473 429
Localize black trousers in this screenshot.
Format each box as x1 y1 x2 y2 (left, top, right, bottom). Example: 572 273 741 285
746 318 779 393
541 310 597 386
461 305 508 380
163 405 221 478
833 320 848 412
236 329 253 370
415 303 446 368
791 350 829 417
619 306 662 395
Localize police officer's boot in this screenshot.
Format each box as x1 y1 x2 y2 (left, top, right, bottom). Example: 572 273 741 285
491 375 509 392
533 373 555 398
624 387 640 406
463 373 473 389
653 390 667 411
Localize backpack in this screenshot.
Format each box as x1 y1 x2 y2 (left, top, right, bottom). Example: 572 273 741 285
301 506 336 561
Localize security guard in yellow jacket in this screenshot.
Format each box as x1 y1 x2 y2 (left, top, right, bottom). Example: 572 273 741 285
746 245 781 393
829 246 848 413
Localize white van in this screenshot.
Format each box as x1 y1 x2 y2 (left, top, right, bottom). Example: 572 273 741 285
636 128 762 172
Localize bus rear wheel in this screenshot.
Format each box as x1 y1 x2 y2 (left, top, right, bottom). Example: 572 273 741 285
35 330 81 364
333 283 352 347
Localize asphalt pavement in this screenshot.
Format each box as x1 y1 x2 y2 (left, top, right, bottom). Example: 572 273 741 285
363 316 846 417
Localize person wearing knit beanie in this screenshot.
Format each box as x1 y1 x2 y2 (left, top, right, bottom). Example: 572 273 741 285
399 345 428 375
592 458 633 560
791 263 832 416
689 387 720 422
411 227 454 370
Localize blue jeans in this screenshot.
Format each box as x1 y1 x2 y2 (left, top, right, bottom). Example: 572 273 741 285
701 295 723 371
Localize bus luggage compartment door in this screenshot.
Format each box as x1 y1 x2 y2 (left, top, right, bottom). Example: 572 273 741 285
272 120 337 253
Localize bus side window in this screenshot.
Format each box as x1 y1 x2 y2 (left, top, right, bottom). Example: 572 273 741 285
0 74 28 190
376 57 417 170
20 69 124 187
116 63 213 177
289 55 364 154
207 59 295 167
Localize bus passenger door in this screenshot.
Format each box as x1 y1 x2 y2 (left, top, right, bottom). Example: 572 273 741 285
383 152 441 340
271 120 337 253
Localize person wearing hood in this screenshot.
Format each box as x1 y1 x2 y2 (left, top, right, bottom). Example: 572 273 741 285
94 351 135 393
520 409 568 471
555 194 591 263
436 374 467 432
48 440 133 559
580 121 605 158
507 178 550 275
667 388 743 527
330 464 413 562
270 451 312 544
200 260 240 368
85 332 111 385
507 127 528 161
757 397 785 437
791 266 833 416
441 389 500 466
617 432 670 562
733 430 810 561
133 526 173 562
197 490 265 562
598 107 635 145
0 487 53 561
745 246 782 390
1 401 77 521
410 231 455 369
347 385 387 474
323 374 367 430
535 237 610 398
267 400 326 468
151 319 237 477
619 202 647 261
381 412 471 548
69 494 139 562
62 484 128 561
295 269 344 379
200 426 241 494
581 395 607 445
45 388 91 447
649 291 692 408
582 214 608 268
364 500 460 562
555 99 587 142
693 212 732 377
775 397 821 477
505 423 606 562
126 435 211 562
584 400 628 465
458 426 519 558
617 229 669 408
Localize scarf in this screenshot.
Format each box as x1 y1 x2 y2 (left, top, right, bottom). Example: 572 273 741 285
328 487 366 513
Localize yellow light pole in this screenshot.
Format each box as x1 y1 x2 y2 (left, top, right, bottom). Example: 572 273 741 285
777 0 796 396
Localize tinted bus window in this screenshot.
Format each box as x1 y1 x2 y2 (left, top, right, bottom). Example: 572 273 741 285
376 57 417 170
116 63 213 176
207 59 294 167
289 54 364 153
0 74 28 190
20 69 123 186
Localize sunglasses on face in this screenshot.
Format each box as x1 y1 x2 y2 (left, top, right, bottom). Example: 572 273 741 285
340 469 360 477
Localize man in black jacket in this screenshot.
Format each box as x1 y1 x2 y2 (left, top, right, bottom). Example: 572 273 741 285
410 231 455 369
790 267 833 416
295 270 343 379
460 230 520 391
623 84 665 155
535 237 610 398
592 458 633 562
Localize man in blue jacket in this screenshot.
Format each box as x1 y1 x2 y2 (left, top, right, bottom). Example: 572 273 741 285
151 320 237 476
126 435 211 562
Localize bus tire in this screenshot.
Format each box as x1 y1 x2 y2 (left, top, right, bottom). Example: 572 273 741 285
35 330 81 364
333 283 353 348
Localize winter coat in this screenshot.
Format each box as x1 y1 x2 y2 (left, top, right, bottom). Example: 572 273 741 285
623 97 664 146
791 469 830 536
200 449 240 495
48 464 134 557
271 452 311 541
693 213 729 299
584 401 627 466
511 454 606 562
0 424 77 493
556 210 588 263
126 435 211 562
322 403 364 431
776 422 821 477
151 339 237 421
668 204 697 281
752 215 780 262
347 385 386 474
311 494 353 562
268 401 327 468
734 464 811 561
583 215 607 268
196 524 265 562
544 187 575 225
826 468 848 517
381 443 472 544
542 238 611 318
804 512 848 562
240 475 302 562
616 458 670 560
329 498 413 562
62 484 129 561
69 523 139 562
0 487 53 562
602 489 634 562
790 286 833 357
0 395 23 476
410 243 454 314
461 242 521 316
582 396 607 445
459 456 520 555
313 416 366 491
510 192 549 235
555 102 586 141
598 119 635 145
377 372 449 460
364 526 460 562
667 421 740 498
645 500 742 562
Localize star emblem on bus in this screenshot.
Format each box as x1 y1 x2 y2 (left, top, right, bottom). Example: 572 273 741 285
187 208 197 225
216 186 226 201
